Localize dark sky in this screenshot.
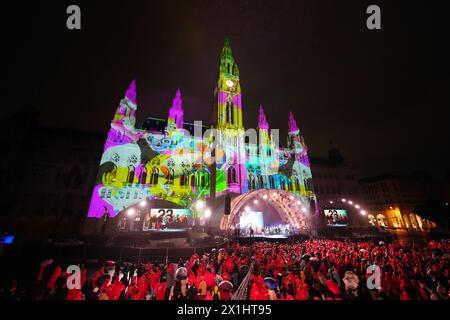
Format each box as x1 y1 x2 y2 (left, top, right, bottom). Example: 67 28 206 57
13 0 450 178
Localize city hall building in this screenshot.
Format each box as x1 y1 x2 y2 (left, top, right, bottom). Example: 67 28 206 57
85 39 333 235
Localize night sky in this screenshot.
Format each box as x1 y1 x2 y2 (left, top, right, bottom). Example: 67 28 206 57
13 0 450 178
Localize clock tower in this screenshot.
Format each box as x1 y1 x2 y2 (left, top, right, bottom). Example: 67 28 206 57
214 38 243 130
213 38 247 194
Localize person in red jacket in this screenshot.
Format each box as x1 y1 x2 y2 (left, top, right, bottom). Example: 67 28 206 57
155 280 168 300
46 266 62 295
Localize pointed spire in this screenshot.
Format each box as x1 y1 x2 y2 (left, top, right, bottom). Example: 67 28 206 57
222 38 232 54
172 88 182 110
168 88 183 129
221 38 234 63
288 111 299 133
258 105 269 130
125 80 137 105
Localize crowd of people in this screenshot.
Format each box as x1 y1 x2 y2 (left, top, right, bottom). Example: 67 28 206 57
1 239 449 300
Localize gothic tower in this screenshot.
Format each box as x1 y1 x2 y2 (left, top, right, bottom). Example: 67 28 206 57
167 88 184 132
215 38 243 130
287 111 305 154
213 38 247 193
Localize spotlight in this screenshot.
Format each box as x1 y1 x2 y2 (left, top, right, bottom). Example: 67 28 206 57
139 201 147 207
253 199 259 204
329 201 334 204
289 196 294 200
204 209 212 218
341 199 346 202
355 204 360 209
301 208 307 213
297 201 301 205
245 206 251 212
195 200 205 210
263 194 268 199
127 209 135 217
360 210 366 215
348 201 353 205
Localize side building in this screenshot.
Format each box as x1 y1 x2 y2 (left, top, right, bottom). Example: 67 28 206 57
359 174 438 237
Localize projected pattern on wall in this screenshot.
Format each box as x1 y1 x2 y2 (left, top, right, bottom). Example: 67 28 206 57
87 39 317 218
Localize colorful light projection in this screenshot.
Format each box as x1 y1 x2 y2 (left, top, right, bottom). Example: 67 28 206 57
87 38 317 219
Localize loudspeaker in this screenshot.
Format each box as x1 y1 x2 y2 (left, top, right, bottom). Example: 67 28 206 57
224 193 231 215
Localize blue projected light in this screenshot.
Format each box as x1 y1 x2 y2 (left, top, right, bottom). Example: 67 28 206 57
0 235 14 244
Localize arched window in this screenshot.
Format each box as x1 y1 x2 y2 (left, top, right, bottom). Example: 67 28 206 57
139 169 147 184
150 168 159 185
377 214 388 227
368 215 376 226
258 175 264 189
248 174 256 190
180 171 189 187
269 176 275 189
227 166 237 184
280 177 286 190
305 178 313 193
167 169 175 185
295 178 301 191
109 166 118 183
288 181 293 191
201 174 206 188
127 167 135 184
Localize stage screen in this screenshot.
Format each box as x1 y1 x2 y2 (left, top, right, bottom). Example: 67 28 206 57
324 209 348 227
240 211 264 232
143 208 191 231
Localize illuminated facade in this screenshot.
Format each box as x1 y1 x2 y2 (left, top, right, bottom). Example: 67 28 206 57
87 39 317 226
360 174 437 232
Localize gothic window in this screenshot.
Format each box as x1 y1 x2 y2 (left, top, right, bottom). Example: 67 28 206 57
139 169 147 184
201 174 206 188
295 178 301 191
180 171 189 187
228 166 237 184
150 168 159 185
258 175 264 189
269 176 275 189
127 167 135 184
110 167 117 183
280 177 286 190
248 174 257 190
167 169 175 185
